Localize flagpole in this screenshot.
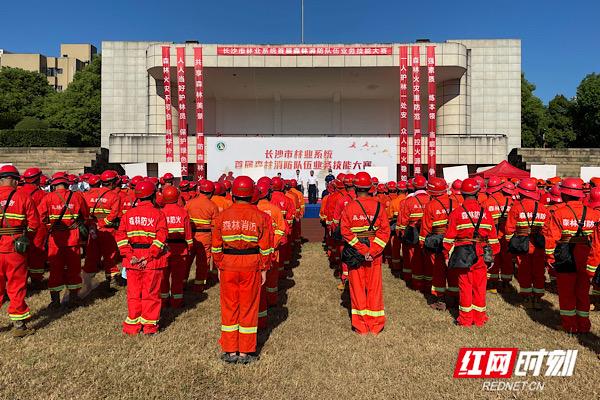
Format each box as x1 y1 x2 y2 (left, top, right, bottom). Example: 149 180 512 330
301 0 304 44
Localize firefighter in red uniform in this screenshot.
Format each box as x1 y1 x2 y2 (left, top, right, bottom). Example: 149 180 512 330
482 176 514 293
83 170 122 289
397 175 429 290
443 178 500 327
270 177 295 278
39 172 89 308
332 174 356 289
340 172 390 335
160 186 193 308
449 179 464 204
474 176 488 204
212 176 271 364
116 181 168 335
185 179 220 292
388 181 408 272
0 165 41 337
505 178 549 310
419 177 457 310
323 176 345 272
586 187 600 310
545 178 600 333
19 167 47 288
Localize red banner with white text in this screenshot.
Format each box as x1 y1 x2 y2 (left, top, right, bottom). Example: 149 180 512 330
162 46 174 162
427 46 437 178
411 46 422 176
217 46 393 56
193 47 205 178
176 47 188 176
399 46 409 182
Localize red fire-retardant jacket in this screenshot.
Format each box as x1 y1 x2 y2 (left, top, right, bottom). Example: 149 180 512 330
483 191 513 240
419 194 455 245
118 188 136 216
585 222 600 278
270 191 295 232
442 198 500 261
115 201 168 270
340 197 391 257
162 202 193 257
397 192 429 233
39 188 89 247
211 203 272 272
87 187 122 231
0 186 42 253
504 198 548 246
332 190 355 230
18 183 46 205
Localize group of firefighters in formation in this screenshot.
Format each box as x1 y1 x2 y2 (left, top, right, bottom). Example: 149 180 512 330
320 172 600 334
1 164 600 360
0 165 304 364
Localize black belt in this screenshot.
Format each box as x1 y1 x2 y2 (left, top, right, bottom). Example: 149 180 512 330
167 238 187 244
223 247 260 255
131 243 151 249
192 228 212 233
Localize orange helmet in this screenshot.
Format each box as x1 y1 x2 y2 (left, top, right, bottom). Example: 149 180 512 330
198 179 215 194
135 181 156 199
413 175 427 190
460 178 480 196
162 186 180 204
232 176 255 198
427 177 448 196
213 181 226 196
516 178 540 200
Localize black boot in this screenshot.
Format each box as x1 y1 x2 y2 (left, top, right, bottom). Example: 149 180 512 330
47 291 61 310
12 320 35 338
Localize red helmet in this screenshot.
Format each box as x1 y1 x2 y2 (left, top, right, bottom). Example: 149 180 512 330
120 175 129 185
549 184 563 204
460 178 480 196
214 182 226 196
336 173 346 182
256 181 270 199
343 174 355 186
135 181 156 199
271 176 285 191
486 176 505 194
327 182 336 193
250 187 261 204
232 176 255 198
40 175 49 186
590 177 600 188
0 165 20 179
502 182 515 196
162 173 175 182
162 186 180 204
290 179 298 188
80 173 92 181
334 178 345 189
584 182 591 194
387 181 397 192
130 175 143 188
371 177 379 186
451 179 462 194
560 177 585 199
516 177 540 200
257 177 272 187
89 175 101 187
22 168 42 182
284 179 292 189
148 177 159 186
474 175 485 189
376 183 387 193
51 172 69 186
397 181 408 191
413 175 427 190
189 181 197 191
198 179 215 194
427 177 448 196
68 174 78 184
100 170 118 183
407 180 414 191
587 187 600 208
353 172 372 189
179 180 190 191
223 180 232 191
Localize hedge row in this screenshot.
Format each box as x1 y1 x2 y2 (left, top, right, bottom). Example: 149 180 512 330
0 129 81 147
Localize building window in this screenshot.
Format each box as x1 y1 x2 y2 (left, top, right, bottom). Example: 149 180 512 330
56 85 63 92
56 68 63 74
46 68 56 77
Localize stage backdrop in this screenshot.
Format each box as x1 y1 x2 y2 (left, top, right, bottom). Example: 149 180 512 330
206 136 398 184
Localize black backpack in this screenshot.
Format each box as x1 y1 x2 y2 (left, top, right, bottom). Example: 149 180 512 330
341 201 381 269
448 206 484 269
554 206 587 274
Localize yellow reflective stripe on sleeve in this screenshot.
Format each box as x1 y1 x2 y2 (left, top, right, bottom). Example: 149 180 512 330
479 224 492 230
443 238 455 243
418 236 426 242
49 214 78 220
587 265 597 274
351 309 385 317
127 230 157 238
456 224 473 230
505 234 514 240
238 325 257 334
348 237 359 246
117 239 129 247
373 237 387 248
186 239 194 245
332 219 340 224
168 227 185 233
222 234 258 243
191 218 211 225
4 213 25 220
488 238 500 244
397 225 407 230
260 248 273 256
516 221 530 227
432 220 448 226
211 247 222 253
152 240 165 249
545 249 554 255
409 213 424 218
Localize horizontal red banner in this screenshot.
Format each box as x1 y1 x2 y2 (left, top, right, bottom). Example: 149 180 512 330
217 46 393 56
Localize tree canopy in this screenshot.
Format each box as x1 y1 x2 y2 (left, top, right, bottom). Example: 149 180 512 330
0 67 52 128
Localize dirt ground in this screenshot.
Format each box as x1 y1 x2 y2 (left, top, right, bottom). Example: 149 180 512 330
0 242 598 400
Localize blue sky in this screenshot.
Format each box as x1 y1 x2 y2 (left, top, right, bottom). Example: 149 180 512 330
1 0 598 103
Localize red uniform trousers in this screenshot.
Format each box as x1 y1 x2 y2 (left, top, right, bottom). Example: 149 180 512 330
27 241 46 283
401 242 413 282
487 240 514 282
390 234 402 271
420 244 433 293
384 241 392 264
556 246 592 333
516 246 546 298
348 257 385 335
219 270 261 354
83 230 119 278
192 235 211 291
429 251 458 298
161 255 188 308
258 285 268 329
123 268 163 335
456 260 488 327
280 241 291 278
407 243 425 290
265 249 280 306
293 220 301 245
0 252 31 322
328 238 340 269
338 244 349 283
47 245 82 294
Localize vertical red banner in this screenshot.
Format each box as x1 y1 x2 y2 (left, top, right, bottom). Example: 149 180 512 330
399 46 409 182
193 47 205 179
162 46 174 162
176 47 189 176
411 46 422 176
427 46 437 178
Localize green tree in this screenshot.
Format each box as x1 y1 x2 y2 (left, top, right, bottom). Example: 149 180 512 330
42 56 101 146
0 67 52 128
545 95 576 148
521 74 546 147
573 73 600 147
15 116 48 130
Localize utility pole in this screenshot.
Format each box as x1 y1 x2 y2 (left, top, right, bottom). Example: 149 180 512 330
301 0 304 43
